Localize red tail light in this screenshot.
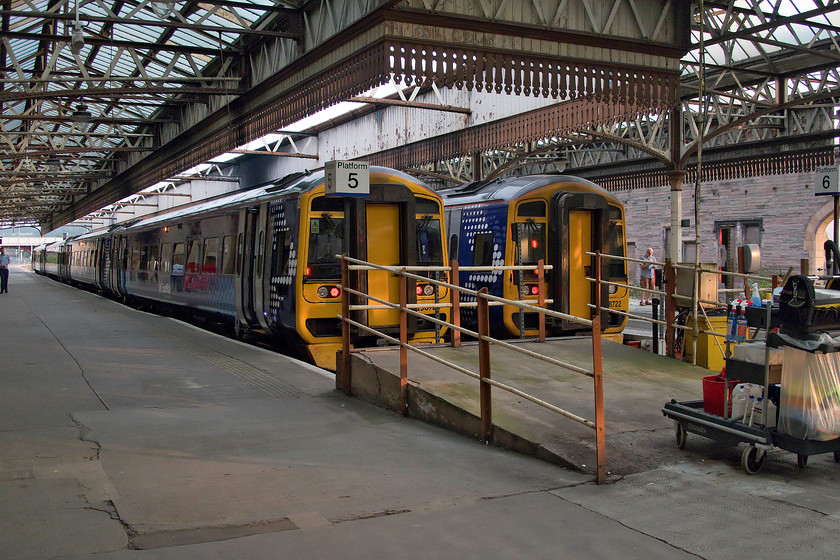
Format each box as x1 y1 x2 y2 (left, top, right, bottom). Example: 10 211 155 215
329 286 341 298
530 285 539 295
416 286 424 296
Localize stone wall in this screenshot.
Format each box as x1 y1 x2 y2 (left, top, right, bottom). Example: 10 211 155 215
613 171 835 283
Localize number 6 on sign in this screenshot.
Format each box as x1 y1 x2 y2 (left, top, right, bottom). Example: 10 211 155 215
325 161 370 197
815 166 840 196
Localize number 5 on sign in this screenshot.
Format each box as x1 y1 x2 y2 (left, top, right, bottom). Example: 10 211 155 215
815 166 840 196
325 160 370 197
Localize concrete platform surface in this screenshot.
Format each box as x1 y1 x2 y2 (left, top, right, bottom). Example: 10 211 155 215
3 265 840 559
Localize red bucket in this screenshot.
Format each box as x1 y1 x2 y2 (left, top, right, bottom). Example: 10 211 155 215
702 374 740 417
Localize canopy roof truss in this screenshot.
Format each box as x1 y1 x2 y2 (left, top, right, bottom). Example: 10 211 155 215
0 0 837 228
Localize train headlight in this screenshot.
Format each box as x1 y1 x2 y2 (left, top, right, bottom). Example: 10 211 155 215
423 284 435 296
318 286 342 299
608 284 617 294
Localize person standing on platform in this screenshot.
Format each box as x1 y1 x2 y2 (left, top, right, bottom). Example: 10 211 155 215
639 247 656 305
0 247 9 294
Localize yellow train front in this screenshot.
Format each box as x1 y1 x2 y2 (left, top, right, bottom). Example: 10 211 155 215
442 175 629 339
290 167 450 368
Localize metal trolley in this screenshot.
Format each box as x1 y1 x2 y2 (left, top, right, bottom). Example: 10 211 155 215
663 304 840 474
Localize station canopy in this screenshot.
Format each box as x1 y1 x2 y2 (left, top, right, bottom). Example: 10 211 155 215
0 0 837 229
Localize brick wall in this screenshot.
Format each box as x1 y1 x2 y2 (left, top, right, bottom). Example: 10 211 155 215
612 172 834 283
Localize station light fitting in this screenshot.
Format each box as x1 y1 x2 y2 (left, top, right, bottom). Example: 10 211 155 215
71 104 93 123
70 21 85 55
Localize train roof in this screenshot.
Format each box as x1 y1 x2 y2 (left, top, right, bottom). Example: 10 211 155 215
439 175 619 206
123 166 434 232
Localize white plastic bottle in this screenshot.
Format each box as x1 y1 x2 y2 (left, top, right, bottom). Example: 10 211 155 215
730 383 751 420
749 396 764 427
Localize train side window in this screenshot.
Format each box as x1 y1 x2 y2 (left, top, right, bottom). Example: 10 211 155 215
236 233 243 277
473 232 495 266
139 245 149 271
272 230 291 277
221 235 236 275
172 243 185 276
130 246 141 271
160 243 172 273
186 240 201 273
203 238 218 274
149 245 159 272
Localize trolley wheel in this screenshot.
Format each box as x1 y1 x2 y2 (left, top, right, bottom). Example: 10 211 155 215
797 454 809 468
675 422 687 449
834 451 840 463
742 445 766 475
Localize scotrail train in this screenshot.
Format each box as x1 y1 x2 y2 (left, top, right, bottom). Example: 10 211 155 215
32 167 449 370
441 174 629 338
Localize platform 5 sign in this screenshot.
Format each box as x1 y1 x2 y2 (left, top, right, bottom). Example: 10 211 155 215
325 160 370 197
815 165 840 196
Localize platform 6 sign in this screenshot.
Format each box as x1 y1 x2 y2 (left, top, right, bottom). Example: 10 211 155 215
325 160 370 197
815 165 840 196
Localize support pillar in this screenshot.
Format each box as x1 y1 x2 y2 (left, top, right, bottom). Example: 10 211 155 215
667 171 688 264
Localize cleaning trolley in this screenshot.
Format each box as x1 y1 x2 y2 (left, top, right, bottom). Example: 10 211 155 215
663 275 840 474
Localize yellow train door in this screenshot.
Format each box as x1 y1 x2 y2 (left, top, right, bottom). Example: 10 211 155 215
366 203 401 326
568 210 593 320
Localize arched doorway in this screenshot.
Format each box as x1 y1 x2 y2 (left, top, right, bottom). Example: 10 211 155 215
806 200 836 274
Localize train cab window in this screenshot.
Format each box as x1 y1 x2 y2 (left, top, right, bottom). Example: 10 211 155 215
221 235 236 275
416 215 444 265
160 243 172 273
608 215 627 278
307 214 345 279
203 238 218 274
186 240 201 273
516 200 546 218
473 232 495 266
515 221 546 265
172 243 185 276
415 197 440 215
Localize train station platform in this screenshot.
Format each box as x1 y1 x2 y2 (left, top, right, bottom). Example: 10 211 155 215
4 265 840 559
344 308 702 476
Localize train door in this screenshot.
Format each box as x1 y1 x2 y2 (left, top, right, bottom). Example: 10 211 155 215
254 203 271 330
550 192 610 331
109 235 126 297
365 203 401 326
236 206 259 328
345 184 417 335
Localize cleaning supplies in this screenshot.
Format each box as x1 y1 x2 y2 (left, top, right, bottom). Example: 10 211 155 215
736 302 749 342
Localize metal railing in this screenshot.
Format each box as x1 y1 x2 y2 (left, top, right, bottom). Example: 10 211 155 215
335 254 608 484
